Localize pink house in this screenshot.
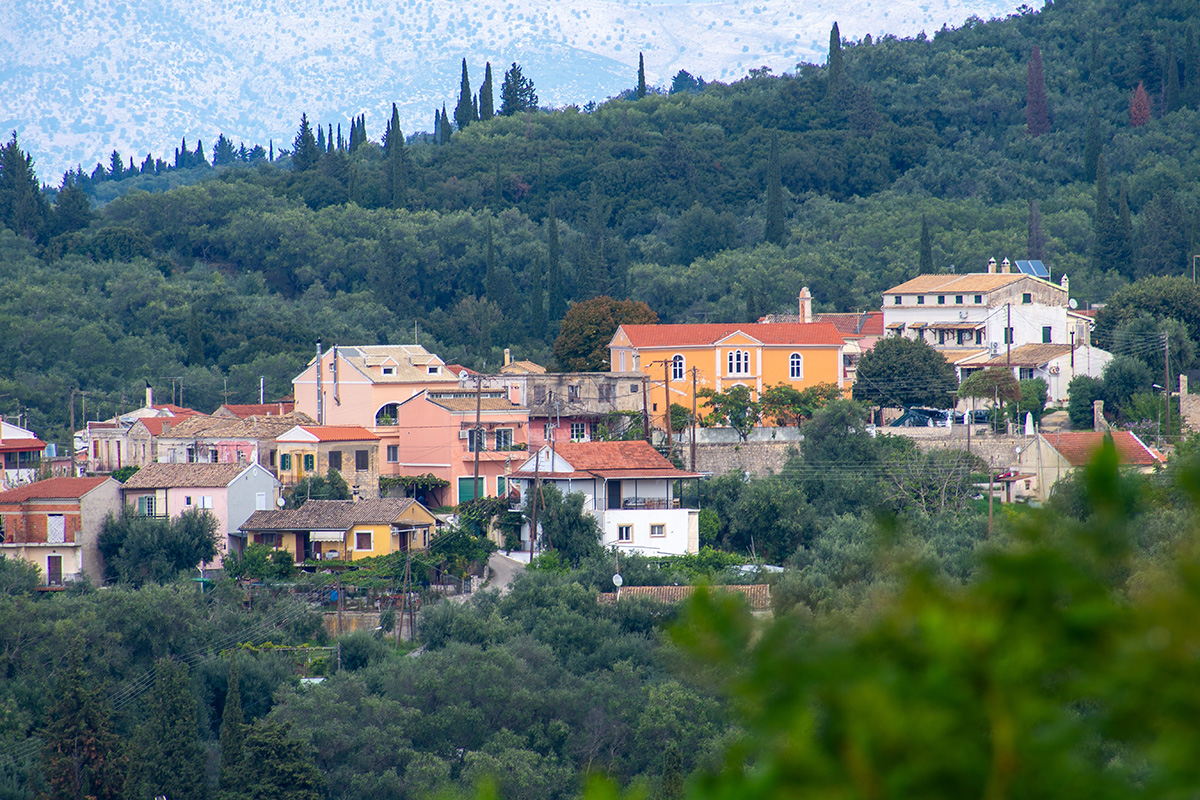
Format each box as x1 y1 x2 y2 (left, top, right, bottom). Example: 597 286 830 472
120 462 282 566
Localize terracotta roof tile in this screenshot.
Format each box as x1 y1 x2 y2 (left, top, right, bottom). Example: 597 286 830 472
980 343 1076 367
241 498 424 531
293 426 380 442
511 441 700 480
1042 431 1163 467
597 584 771 610
813 312 885 337
617 322 846 348
0 438 46 453
0 477 114 503
162 412 314 439
121 462 252 489
217 403 296 418
428 397 526 413
886 274 1029 294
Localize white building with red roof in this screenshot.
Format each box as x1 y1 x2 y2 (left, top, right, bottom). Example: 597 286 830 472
510 440 702 556
275 425 382 500
82 384 205 473
0 421 49 490
0 476 122 586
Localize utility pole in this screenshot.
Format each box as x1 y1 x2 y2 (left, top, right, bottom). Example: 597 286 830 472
529 450 541 560
472 373 483 501
399 552 412 645
260 375 265 404
1165 332 1171 443
690 368 698 472
1005 302 1011 369
662 359 672 452
336 570 343 637
641 374 651 443
987 459 994 539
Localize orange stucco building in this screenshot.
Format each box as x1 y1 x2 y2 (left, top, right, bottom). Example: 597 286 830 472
608 323 846 429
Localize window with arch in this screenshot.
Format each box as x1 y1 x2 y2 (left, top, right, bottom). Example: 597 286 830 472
789 353 803 380
727 350 750 375
375 403 400 426
671 354 685 381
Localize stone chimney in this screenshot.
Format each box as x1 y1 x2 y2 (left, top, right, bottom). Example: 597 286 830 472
798 286 813 323
504 348 512 367
145 382 153 409
1001 257 1011 273
988 257 997 274
1093 400 1105 432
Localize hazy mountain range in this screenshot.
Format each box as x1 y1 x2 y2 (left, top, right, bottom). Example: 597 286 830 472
2 0 1018 181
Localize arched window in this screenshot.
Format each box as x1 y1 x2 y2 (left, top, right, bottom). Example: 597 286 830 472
671 354 685 381
789 353 803 380
375 403 400 426
727 349 749 375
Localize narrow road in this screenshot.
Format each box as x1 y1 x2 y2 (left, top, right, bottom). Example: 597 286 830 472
485 552 526 595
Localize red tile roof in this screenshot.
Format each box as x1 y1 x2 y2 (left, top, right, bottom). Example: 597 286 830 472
1042 431 1163 467
0 438 46 453
122 463 253 489
617 322 846 348
217 403 295 418
0 477 113 503
132 418 178 436
297 426 380 442
813 312 885 337
153 405 204 417
511 441 700 480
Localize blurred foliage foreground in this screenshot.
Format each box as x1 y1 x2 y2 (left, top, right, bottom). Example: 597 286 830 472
660 438 1200 800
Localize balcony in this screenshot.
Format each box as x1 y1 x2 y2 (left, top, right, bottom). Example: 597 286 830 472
621 497 679 510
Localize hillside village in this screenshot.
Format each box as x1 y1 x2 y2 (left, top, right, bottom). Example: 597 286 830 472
1 255 1182 589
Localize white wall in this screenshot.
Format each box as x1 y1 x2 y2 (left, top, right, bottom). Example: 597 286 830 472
597 508 698 556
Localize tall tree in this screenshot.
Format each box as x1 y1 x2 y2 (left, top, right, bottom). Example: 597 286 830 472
439 104 453 144
108 150 124 180
40 642 124 800
479 62 495 120
1092 154 1119 271
764 132 785 246
527 257 546 339
1130 81 1152 126
51 175 91 236
547 201 565 320
1025 45 1050 135
637 52 647 99
1185 27 1199 108
1028 199 1046 261
125 660 207 800
315 125 326 152
1164 44 1182 113
484 217 502 304
552 296 658 372
0 131 49 240
219 658 245 796
212 133 237 166
500 62 538 116
383 103 409 209
291 113 321 172
454 58 476 131
919 215 933 274
826 22 846 100
1116 184 1134 268
1083 112 1101 182
852 336 958 409
236 721 322 800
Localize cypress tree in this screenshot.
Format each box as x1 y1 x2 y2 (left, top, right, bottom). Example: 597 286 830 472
637 52 647 99
384 103 409 209
194 139 206 165
52 175 92 236
1027 199 1046 261
454 58 476 130
1185 28 1198 108
125 660 207 800
0 132 49 240
1116 184 1133 267
1092 153 1118 270
484 217 501 303
1083 112 1101 182
479 62 495 120
547 201 565 320
1130 82 1152 126
219 658 245 796
316 125 326 152
186 306 204 366
1025 45 1050 136
327 124 334 152
1164 44 1181 113
527 258 545 339
826 22 846 100
919 215 933 273
439 104 453 144
433 109 442 143
764 132 785 245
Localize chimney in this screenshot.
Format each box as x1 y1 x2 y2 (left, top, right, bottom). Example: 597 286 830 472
1060 274 1069 294
988 257 997 274
1093 400 1105 432
145 382 153 409
798 286 813 323
504 348 512 367
1001 257 1011 274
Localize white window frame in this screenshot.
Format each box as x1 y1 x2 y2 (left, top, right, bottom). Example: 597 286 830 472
386 444 399 463
570 422 586 441
495 428 514 450
617 525 632 543
727 349 750 375
789 353 803 380
650 523 665 538
671 354 685 381
355 529 372 551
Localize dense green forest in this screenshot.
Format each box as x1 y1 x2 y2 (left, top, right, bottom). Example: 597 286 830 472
1 0 1199 448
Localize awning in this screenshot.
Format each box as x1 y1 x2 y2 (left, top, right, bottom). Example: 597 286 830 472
309 530 345 543
886 322 905 329
927 322 984 331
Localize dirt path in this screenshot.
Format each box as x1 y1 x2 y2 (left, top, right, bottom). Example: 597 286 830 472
485 552 526 595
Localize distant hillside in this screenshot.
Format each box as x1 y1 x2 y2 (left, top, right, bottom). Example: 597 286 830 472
0 0 1016 178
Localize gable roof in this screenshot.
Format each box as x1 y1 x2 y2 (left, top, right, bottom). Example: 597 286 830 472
1041 431 1163 467
121 462 255 489
241 498 427 532
215 403 296 418
0 476 114 503
512 440 700 480
980 343 1077 368
814 311 885 337
614 322 846 349
277 425 380 443
305 345 459 385
160 412 314 440
885 273 1032 295
129 417 180 437
426 396 526 414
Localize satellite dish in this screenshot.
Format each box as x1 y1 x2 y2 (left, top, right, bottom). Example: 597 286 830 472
1069 299 1078 309
277 497 286 507
612 573 624 587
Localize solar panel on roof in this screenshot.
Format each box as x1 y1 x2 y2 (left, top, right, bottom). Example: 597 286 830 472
1015 260 1050 278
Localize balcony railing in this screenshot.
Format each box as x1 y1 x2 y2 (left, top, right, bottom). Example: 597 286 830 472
620 498 679 510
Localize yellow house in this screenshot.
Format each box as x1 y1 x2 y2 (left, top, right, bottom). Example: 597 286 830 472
239 498 439 563
608 322 846 429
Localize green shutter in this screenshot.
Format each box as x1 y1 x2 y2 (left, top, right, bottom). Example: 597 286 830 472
458 477 481 503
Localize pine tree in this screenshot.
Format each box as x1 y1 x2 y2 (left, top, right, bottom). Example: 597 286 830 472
1164 44 1181 113
383 103 409 209
764 132 785 246
439 104 453 144
1083 112 1101 182
0 132 49 241
293 114 321 171
219 658 245 796
125 660 208 800
108 150 124 180
52 176 91 237
1185 27 1198 108
479 62 495 121
40 642 124 800
194 139 206 165
1028 199 1046 261
826 22 846 100
637 52 647 99
500 63 538 116
527 258 546 339
213 133 237 166
236 721 323 800
1130 81 1152 126
454 58 476 131
547 201 565 320
919 215 933 273
1025 45 1050 136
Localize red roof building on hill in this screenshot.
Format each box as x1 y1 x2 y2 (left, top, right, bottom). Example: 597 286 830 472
1017 431 1164 501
